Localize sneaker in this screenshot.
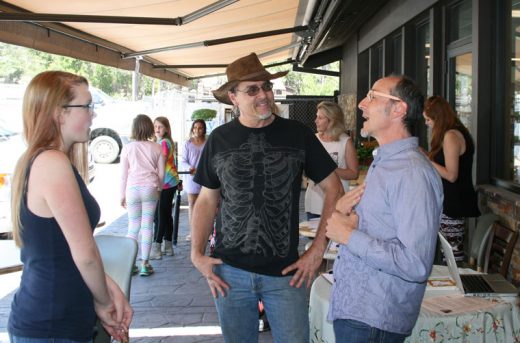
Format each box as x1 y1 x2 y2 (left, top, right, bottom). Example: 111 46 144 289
149 242 162 260
132 265 138 275
162 240 174 256
139 264 154 277
258 319 270 332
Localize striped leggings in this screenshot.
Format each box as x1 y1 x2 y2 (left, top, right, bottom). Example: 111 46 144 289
126 185 159 261
439 213 465 262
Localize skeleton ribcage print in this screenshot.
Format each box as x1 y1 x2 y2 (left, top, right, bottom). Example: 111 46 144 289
213 133 305 257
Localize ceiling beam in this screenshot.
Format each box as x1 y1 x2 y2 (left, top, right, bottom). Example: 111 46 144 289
0 12 183 25
123 25 308 59
0 0 238 25
153 64 228 69
292 66 340 77
300 0 341 64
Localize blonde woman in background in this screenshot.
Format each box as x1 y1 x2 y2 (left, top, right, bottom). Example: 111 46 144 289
305 101 359 220
8 71 131 342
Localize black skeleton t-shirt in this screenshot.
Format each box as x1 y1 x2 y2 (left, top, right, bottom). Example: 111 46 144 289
194 115 336 276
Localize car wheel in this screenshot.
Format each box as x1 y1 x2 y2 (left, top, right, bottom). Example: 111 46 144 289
91 135 120 164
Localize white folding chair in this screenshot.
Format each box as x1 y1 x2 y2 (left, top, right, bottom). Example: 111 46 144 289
468 213 499 271
93 235 138 343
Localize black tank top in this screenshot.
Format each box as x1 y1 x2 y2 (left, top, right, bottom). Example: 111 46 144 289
8 158 100 340
433 128 480 218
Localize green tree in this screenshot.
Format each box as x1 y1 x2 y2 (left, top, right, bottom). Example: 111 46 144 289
0 43 27 83
192 109 217 120
0 42 136 99
268 61 339 95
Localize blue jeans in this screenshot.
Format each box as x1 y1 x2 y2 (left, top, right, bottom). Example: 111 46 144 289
213 264 309 343
333 319 407 343
9 334 92 343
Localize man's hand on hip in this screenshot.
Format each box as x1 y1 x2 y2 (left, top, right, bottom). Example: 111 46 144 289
191 254 229 298
282 246 323 289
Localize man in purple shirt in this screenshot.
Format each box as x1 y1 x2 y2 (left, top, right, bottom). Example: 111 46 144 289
326 75 443 342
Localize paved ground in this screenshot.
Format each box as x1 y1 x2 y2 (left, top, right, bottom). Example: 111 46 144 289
0 193 311 343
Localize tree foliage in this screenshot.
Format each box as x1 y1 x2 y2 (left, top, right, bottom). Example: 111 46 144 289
0 43 26 83
0 43 136 99
267 61 339 96
192 108 217 120
1 42 341 97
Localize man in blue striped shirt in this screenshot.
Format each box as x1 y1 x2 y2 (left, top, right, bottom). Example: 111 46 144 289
326 75 443 342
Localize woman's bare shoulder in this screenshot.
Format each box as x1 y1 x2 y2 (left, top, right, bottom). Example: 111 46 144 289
444 129 464 143
32 149 69 168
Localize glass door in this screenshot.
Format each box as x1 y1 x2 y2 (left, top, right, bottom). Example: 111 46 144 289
447 51 473 129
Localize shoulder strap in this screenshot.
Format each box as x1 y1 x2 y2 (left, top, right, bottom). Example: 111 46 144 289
22 148 48 200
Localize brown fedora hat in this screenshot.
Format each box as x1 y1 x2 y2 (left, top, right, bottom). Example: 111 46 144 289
212 53 288 105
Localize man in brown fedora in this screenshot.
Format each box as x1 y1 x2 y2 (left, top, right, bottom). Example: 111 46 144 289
190 52 342 342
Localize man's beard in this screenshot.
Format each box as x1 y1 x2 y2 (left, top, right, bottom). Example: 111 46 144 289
257 112 272 120
252 100 276 120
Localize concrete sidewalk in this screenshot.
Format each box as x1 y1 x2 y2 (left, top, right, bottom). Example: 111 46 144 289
0 195 311 342
96 205 276 343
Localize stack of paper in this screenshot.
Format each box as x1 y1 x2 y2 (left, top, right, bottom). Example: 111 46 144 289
422 294 497 315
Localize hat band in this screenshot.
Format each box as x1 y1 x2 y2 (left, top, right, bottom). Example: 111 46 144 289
231 70 273 82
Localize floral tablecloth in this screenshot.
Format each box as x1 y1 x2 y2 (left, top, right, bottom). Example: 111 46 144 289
309 274 520 343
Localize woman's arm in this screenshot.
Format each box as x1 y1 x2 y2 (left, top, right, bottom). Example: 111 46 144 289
180 140 193 171
104 275 133 340
335 138 359 181
157 149 165 190
28 151 120 328
431 130 465 183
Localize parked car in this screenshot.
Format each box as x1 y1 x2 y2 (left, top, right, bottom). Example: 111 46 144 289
0 123 95 235
0 83 150 165
89 87 151 164
0 126 24 234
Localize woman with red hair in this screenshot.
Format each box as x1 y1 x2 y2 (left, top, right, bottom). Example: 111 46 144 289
423 96 480 262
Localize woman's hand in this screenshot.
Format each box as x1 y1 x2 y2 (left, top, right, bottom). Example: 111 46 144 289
94 299 122 338
95 277 133 342
105 276 133 341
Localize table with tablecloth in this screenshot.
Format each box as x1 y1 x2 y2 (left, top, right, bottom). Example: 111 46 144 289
309 267 520 343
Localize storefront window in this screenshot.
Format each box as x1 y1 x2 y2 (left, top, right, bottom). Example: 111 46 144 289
371 43 384 83
416 22 431 97
392 34 403 75
448 0 472 43
452 53 472 129
510 2 520 182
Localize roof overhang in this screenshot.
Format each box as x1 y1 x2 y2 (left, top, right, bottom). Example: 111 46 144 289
300 0 389 67
0 0 318 86
0 0 391 84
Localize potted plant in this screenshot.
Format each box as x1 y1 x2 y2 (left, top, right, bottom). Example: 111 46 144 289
357 139 378 170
